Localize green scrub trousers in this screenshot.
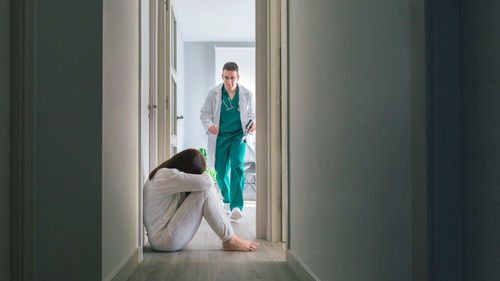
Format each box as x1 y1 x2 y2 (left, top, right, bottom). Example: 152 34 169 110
215 86 246 211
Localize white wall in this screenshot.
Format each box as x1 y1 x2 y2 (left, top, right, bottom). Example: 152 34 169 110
183 42 255 152
102 0 139 279
183 42 213 152
0 0 10 279
288 0 412 280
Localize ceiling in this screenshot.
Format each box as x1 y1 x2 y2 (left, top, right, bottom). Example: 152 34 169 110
174 0 255 42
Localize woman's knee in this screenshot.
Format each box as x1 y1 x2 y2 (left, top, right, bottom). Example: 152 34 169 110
206 185 219 197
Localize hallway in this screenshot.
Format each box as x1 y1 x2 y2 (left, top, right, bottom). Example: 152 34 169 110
127 203 299 281
5 0 500 280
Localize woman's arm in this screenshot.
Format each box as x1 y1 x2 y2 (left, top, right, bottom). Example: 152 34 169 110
152 169 214 196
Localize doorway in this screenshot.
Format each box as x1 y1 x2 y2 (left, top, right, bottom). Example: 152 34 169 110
139 0 287 258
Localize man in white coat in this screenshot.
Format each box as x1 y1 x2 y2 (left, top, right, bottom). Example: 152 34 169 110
200 62 255 220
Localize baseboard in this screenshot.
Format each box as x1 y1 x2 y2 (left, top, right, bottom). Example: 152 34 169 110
104 247 140 281
286 250 321 281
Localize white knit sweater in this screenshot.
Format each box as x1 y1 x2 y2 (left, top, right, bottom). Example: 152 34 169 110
143 168 214 242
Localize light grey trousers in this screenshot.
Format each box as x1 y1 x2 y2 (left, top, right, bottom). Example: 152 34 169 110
150 186 234 251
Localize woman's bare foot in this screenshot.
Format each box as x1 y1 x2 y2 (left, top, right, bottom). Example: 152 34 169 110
223 235 260 252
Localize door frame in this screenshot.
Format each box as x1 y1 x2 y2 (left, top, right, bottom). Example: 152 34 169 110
141 0 289 245
255 0 289 242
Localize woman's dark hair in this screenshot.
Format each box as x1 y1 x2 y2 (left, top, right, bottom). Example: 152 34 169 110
148 148 206 180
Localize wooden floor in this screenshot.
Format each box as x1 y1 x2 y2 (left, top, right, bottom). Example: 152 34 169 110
128 201 299 281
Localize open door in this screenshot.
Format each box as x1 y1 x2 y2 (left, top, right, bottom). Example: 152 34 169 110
148 0 168 169
158 0 179 160
142 0 171 255
169 5 181 155
156 0 170 163
142 0 179 255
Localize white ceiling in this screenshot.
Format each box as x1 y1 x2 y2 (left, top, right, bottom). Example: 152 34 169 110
174 0 255 42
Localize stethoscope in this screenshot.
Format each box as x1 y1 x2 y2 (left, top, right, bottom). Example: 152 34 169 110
222 94 239 111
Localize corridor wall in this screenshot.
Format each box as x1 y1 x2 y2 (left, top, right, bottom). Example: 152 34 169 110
461 1 500 280
30 0 103 279
288 0 412 280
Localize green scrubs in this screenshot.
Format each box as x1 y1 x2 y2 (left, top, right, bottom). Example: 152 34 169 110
215 86 246 211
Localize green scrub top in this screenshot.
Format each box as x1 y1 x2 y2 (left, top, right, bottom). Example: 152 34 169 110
218 85 243 140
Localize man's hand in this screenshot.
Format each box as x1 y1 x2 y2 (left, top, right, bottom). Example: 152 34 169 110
247 122 256 134
208 125 219 135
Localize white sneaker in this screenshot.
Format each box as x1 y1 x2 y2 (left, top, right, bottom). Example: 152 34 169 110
231 208 243 220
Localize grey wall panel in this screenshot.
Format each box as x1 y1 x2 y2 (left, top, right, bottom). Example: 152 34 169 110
0 0 10 279
428 0 462 280
288 0 411 280
462 1 500 280
34 0 102 279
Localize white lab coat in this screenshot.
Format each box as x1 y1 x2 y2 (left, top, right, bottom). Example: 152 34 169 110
200 83 255 168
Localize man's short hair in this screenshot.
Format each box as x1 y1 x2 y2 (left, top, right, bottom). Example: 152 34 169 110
223 62 239 73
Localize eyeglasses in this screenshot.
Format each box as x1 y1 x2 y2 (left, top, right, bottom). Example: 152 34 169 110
222 76 237 82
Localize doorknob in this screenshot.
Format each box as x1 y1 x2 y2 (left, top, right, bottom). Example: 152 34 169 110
147 104 158 119
176 115 184 121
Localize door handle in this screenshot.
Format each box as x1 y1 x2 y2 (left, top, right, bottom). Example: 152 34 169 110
176 115 184 121
147 104 158 119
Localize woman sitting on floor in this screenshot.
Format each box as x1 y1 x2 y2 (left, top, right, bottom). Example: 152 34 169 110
143 148 259 252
